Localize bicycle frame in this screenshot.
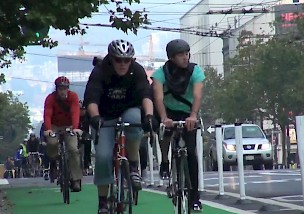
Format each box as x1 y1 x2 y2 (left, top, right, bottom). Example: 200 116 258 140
100 117 142 214
160 121 199 214
50 128 77 204
28 152 41 177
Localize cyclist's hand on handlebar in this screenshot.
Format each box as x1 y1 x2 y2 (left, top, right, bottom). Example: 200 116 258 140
162 117 173 128
44 130 53 136
90 115 104 130
72 129 83 136
185 115 197 131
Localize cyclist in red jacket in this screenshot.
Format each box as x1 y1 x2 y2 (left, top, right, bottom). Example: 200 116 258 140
43 76 83 192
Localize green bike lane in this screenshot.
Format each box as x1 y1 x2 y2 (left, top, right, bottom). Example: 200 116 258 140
3 184 236 214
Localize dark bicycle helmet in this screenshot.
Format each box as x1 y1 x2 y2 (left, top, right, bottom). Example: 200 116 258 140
55 76 70 88
166 39 190 59
108 39 135 58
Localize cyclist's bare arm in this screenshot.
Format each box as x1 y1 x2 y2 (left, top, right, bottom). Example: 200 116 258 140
191 82 204 117
152 80 167 121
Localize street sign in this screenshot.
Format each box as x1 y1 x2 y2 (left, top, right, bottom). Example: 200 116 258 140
207 126 215 133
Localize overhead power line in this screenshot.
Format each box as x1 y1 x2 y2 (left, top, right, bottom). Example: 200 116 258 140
80 23 232 38
206 7 270 15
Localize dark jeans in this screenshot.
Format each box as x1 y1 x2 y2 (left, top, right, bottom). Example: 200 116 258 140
83 140 92 169
139 136 148 171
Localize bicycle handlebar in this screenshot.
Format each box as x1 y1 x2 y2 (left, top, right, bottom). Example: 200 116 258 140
49 128 81 138
28 152 41 155
94 119 153 146
160 120 201 129
101 123 143 128
159 120 202 141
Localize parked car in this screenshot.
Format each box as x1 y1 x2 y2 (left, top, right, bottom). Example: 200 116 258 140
207 124 273 171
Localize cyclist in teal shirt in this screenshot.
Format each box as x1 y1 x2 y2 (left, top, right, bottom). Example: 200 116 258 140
152 39 205 211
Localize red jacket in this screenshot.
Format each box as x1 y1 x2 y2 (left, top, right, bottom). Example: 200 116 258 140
44 91 80 130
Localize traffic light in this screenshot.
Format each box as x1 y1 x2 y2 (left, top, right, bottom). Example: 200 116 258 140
20 25 50 45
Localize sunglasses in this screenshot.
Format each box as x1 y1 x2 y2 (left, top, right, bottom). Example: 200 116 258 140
113 57 132 64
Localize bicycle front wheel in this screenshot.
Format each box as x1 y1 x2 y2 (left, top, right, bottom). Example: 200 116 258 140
117 159 132 214
61 148 70 204
177 156 191 214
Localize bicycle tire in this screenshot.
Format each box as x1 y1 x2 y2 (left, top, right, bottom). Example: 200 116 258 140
133 190 138 206
63 146 70 204
109 183 115 214
177 156 191 214
168 156 178 200
117 159 132 214
60 142 70 204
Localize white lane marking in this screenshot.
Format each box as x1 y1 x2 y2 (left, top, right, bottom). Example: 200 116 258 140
206 189 304 211
144 188 255 214
0 179 9 185
259 172 301 176
204 176 263 181
251 180 288 184
272 195 303 202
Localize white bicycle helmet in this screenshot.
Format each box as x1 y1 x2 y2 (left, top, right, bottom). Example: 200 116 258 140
108 39 135 58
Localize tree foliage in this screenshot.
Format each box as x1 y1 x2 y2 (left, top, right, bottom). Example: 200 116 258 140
201 66 223 126
0 91 31 162
211 29 304 129
0 0 149 69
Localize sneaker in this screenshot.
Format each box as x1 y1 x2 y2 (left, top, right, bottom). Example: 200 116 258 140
159 161 169 179
43 173 49 181
192 200 203 212
98 200 109 214
71 180 81 192
130 168 142 191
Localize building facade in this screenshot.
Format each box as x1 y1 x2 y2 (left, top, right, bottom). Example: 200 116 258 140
180 0 304 75
57 55 96 100
180 0 262 74
222 12 275 77
222 2 304 77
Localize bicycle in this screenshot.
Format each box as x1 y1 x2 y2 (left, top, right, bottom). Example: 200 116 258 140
50 128 82 204
159 120 200 214
98 117 151 214
28 152 41 177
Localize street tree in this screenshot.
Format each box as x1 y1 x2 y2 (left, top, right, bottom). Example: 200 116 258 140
253 37 304 164
201 66 223 126
0 91 31 162
216 30 265 124
0 0 149 80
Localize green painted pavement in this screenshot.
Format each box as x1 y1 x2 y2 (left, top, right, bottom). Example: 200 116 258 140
5 185 235 214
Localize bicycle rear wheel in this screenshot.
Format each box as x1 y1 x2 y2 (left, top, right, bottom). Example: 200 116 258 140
177 156 191 214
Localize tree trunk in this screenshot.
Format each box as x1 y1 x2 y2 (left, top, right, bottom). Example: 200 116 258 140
281 124 287 167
